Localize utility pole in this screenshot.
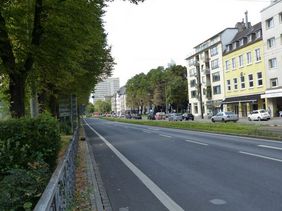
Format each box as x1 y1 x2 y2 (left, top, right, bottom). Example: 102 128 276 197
196 61 204 119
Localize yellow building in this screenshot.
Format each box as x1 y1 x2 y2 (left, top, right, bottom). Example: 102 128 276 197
222 22 266 117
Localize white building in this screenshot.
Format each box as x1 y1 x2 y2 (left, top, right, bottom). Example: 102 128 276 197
186 27 240 117
112 86 130 116
90 78 120 104
261 0 282 116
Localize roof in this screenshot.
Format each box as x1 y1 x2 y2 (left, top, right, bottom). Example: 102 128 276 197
223 22 262 55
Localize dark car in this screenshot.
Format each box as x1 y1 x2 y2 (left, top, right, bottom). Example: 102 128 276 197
182 113 194 121
125 113 132 119
147 113 155 120
132 114 142 119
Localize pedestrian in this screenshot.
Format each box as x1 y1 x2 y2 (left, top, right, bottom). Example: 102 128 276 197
267 107 272 118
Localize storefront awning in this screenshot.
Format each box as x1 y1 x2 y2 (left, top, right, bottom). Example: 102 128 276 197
222 94 261 104
261 89 282 99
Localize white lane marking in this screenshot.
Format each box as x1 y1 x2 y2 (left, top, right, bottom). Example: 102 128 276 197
85 121 184 211
159 134 172 138
148 128 160 131
239 151 282 163
258 145 282 151
143 130 152 134
210 199 226 205
185 139 208 146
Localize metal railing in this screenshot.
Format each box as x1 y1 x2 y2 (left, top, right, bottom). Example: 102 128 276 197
34 128 79 211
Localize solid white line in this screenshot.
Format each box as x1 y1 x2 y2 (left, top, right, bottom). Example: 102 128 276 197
84 121 184 211
159 134 172 138
185 139 208 146
239 151 282 163
258 145 282 151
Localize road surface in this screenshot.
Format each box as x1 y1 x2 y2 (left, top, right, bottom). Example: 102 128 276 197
83 118 282 211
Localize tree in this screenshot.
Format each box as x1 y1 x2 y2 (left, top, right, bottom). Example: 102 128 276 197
94 100 111 114
0 0 145 118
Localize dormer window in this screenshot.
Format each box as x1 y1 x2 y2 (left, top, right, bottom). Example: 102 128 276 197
255 30 261 39
233 42 237 49
248 35 252 43
226 45 231 52
239 39 244 46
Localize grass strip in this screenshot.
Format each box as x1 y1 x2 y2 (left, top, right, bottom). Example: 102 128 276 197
102 117 282 140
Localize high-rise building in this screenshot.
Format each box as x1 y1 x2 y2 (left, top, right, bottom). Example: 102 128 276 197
261 0 282 116
90 78 120 104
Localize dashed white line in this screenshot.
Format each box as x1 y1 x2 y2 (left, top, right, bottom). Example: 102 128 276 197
143 130 152 134
239 151 282 163
258 145 282 151
85 121 184 211
185 139 208 146
159 134 172 138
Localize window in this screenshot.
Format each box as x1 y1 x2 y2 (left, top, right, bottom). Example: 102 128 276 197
279 12 282 23
232 58 236 70
266 17 274 29
267 37 276 48
281 34 282 45
211 59 219 69
191 90 197 98
268 58 277 68
255 48 261 62
248 35 252 43
226 45 231 52
239 55 244 67
239 39 244 46
212 72 220 82
225 60 230 71
213 85 221 95
190 79 196 87
202 76 206 84
246 52 252 64
194 103 198 114
249 74 254 88
233 78 238 90
210 46 218 56
227 80 231 91
257 72 263 86
241 76 245 89
189 68 196 77
255 30 261 39
270 78 278 88
188 59 195 67
233 42 237 49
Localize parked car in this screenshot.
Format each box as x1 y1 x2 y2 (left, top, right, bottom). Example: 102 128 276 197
132 114 142 119
182 113 194 121
147 113 155 120
168 113 183 121
155 112 166 120
211 111 239 123
125 113 132 119
248 109 270 121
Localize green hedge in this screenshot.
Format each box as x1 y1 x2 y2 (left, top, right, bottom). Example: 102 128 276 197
0 113 61 173
0 113 61 210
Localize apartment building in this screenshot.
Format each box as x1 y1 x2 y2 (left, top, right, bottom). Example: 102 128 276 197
90 77 120 104
186 27 239 117
261 0 282 116
222 21 266 117
111 86 130 116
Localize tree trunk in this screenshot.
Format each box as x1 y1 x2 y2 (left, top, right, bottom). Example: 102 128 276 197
9 73 26 118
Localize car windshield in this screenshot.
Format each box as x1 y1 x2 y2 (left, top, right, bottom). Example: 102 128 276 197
259 109 267 113
225 112 235 115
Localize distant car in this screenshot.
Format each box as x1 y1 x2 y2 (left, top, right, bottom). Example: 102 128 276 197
182 113 194 121
248 109 270 121
155 112 166 120
147 113 155 120
125 113 132 119
168 113 183 121
132 114 142 119
211 111 238 123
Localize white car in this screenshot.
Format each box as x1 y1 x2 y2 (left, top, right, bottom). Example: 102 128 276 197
211 111 239 123
248 109 270 121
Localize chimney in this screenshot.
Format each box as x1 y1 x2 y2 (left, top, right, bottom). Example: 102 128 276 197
245 11 249 28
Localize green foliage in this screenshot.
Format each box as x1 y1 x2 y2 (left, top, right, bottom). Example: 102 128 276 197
94 100 111 113
0 113 61 173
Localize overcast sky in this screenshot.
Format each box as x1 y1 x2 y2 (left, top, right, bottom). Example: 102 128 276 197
104 0 271 86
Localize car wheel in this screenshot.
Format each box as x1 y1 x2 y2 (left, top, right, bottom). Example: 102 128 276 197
222 118 226 122
211 118 215 123
248 117 251 121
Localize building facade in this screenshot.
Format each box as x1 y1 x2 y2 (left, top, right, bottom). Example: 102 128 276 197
222 22 266 117
186 28 239 117
261 0 282 116
111 86 130 116
90 78 120 104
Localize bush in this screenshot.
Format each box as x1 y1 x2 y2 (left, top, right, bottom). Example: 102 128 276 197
0 113 61 210
0 113 61 173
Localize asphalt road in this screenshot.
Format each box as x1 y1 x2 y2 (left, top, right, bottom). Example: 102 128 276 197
83 118 282 211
